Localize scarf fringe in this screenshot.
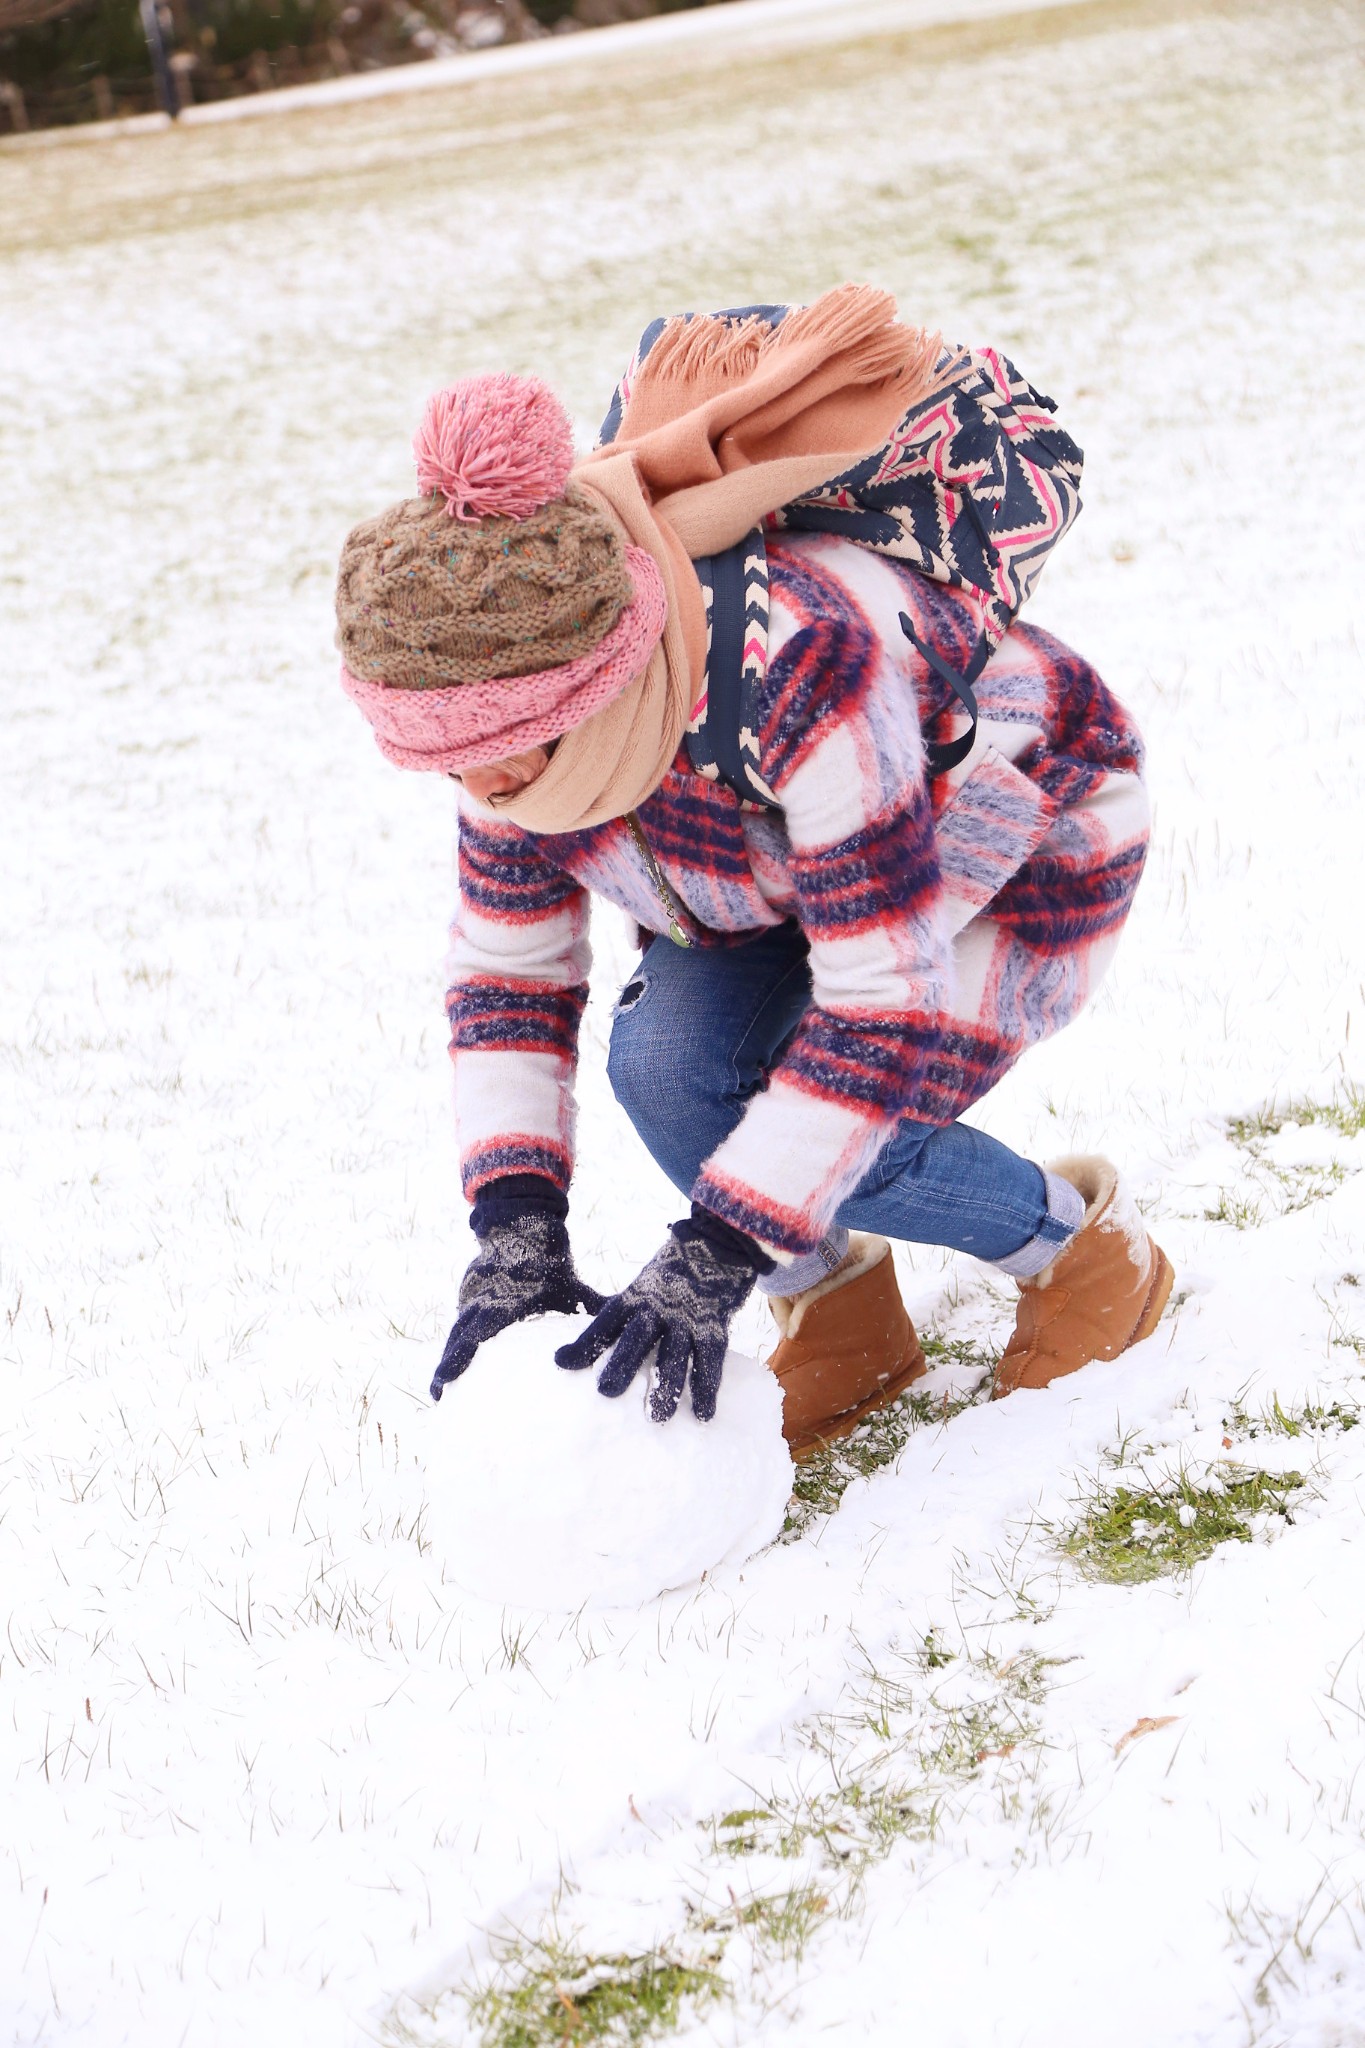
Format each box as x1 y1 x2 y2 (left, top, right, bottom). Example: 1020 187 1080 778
643 311 769 388
635 283 948 411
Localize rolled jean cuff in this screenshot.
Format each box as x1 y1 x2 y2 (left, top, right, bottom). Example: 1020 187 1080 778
990 1170 1085 1280
757 1227 851 1299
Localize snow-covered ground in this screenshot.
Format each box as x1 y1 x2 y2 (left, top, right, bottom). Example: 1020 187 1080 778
3 0 1364 2041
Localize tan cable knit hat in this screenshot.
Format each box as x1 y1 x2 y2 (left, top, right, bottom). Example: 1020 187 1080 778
336 483 634 691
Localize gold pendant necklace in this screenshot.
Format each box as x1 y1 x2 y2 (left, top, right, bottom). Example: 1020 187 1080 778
626 811 692 948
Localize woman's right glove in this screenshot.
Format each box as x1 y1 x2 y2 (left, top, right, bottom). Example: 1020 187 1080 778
431 1177 606 1401
553 1207 772 1422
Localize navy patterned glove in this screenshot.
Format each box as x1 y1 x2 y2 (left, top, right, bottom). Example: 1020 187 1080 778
431 1178 606 1401
554 1209 772 1423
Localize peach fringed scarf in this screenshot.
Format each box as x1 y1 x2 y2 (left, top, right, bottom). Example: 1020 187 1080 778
484 286 950 835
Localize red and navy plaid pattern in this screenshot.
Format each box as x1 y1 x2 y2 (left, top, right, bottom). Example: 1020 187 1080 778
447 534 1149 1254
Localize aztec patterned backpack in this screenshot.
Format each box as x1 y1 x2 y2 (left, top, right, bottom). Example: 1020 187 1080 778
598 303 1084 807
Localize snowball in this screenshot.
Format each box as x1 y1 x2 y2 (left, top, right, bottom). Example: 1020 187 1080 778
421 1315 794 1611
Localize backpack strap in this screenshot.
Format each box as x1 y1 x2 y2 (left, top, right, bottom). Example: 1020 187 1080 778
899 610 990 777
688 531 781 811
691 548 991 803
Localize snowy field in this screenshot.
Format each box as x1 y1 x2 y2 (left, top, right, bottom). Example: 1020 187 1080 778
4 0 1365 2041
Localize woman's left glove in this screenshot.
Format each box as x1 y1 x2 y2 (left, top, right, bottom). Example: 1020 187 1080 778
554 1208 772 1422
431 1178 606 1401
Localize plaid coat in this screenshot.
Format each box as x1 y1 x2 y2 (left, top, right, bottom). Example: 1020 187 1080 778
447 533 1149 1256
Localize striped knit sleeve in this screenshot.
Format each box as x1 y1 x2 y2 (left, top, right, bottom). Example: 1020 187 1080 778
446 804 591 1200
691 615 949 1256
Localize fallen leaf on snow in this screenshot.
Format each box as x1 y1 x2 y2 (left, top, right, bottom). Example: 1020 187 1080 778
1115 1715 1181 1756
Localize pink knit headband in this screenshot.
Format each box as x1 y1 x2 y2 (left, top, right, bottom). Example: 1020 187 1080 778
340 546 667 774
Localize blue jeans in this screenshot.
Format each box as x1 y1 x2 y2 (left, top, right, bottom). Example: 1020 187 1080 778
607 923 1080 1292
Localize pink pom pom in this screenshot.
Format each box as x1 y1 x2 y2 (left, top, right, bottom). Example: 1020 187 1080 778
413 373 575 523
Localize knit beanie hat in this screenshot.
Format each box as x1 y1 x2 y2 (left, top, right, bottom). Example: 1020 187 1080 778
336 374 668 773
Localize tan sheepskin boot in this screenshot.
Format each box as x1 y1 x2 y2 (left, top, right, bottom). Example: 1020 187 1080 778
767 1234 927 1458
993 1156 1174 1398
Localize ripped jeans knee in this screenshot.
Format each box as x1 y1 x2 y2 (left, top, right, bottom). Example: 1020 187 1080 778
605 926 813 1197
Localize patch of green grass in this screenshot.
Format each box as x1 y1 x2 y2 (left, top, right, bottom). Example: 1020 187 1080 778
711 1807 774 1858
1223 1394 1361 1440
984 1648 1060 1709
1058 1468 1306 1583
701 1885 832 1961
1205 1157 1349 1230
1203 1188 1268 1230
908 1649 1052 1775
710 1643 1048 1891
466 1942 723 2048
919 1331 1001 1379
711 1773 936 1872
1270 1160 1349 1213
447 1634 1064 2046
915 1699 1031 1778
1206 1090 1362 1228
822 1775 939 1861
1227 1085 1365 1146
781 1335 995 1540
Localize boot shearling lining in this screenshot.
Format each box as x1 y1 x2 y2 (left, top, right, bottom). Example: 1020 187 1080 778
768 1234 891 1339
1024 1154 1121 1291
1047 1153 1118 1223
